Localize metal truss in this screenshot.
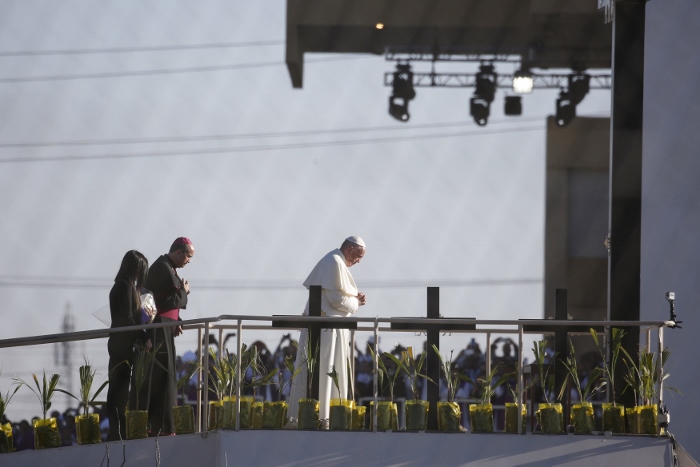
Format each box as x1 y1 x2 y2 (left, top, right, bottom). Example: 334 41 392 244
384 72 611 90
385 52 521 63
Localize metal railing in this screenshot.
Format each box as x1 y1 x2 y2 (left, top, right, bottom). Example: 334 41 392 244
0 315 672 436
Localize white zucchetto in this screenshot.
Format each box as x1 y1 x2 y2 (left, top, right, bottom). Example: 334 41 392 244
345 236 366 248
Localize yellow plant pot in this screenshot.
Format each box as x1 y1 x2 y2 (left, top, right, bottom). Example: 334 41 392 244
329 398 353 430
504 403 526 433
405 400 429 431
437 401 462 432
34 418 60 449
0 422 13 453
75 414 101 445
537 403 563 434
251 401 264 429
626 406 640 434
126 410 148 440
208 401 224 431
351 405 366 431
370 401 398 431
172 405 195 434
469 404 493 433
602 403 625 433
639 405 658 435
571 402 595 434
298 398 320 430
262 401 288 429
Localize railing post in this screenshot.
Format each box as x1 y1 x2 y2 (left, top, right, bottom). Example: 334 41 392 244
202 324 210 436
236 319 242 432
518 324 524 435
197 325 203 433
308 285 322 401
426 287 440 431
657 326 664 407
373 318 379 433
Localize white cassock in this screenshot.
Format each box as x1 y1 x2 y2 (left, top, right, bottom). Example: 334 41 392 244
287 248 359 423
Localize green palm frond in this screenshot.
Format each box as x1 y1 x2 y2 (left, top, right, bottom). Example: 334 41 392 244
558 339 605 403
56 357 109 417
533 340 556 404
590 327 625 404
384 347 434 401
369 348 402 402
0 371 20 420
432 345 471 403
465 364 514 406
14 371 62 420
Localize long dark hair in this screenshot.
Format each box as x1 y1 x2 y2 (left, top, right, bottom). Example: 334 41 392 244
114 250 149 307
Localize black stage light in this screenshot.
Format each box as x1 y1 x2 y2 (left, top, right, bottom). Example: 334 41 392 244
504 95 522 116
555 73 590 127
555 90 576 127
470 96 490 126
388 64 416 122
568 73 590 105
471 64 497 126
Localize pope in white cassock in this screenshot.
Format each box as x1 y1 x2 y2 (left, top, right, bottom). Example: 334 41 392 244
287 236 367 426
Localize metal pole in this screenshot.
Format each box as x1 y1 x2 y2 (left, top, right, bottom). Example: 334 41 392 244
202 324 210 436
373 318 378 433
608 0 647 409
197 326 203 433
517 324 524 435
236 319 242 432
657 326 664 407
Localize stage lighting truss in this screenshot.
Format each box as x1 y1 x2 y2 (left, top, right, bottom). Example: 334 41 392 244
384 60 608 126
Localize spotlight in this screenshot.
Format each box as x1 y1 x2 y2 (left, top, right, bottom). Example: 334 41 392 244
555 90 576 127
512 68 534 94
554 73 590 127
568 72 590 105
504 95 522 116
388 64 416 122
470 64 497 126
470 96 490 126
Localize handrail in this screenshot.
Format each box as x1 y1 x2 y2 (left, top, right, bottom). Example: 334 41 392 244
0 315 671 436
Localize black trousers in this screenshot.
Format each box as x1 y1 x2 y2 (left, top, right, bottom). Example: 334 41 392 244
147 316 177 435
106 338 134 441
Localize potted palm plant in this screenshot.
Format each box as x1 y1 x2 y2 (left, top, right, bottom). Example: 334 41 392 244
327 366 353 430
532 340 562 434
262 355 299 429
247 348 277 429
590 327 626 433
369 348 400 431
348 358 366 431
432 345 467 432
221 345 257 430
465 364 513 433
128 342 160 439
14 371 62 449
57 358 109 444
505 364 532 434
172 357 201 434
296 340 321 430
207 347 230 431
558 339 605 434
621 347 679 435
386 347 433 431
0 373 20 453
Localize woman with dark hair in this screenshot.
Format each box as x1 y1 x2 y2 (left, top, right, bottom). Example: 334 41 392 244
106 250 152 441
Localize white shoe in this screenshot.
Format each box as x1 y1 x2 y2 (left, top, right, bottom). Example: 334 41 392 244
283 418 298 429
